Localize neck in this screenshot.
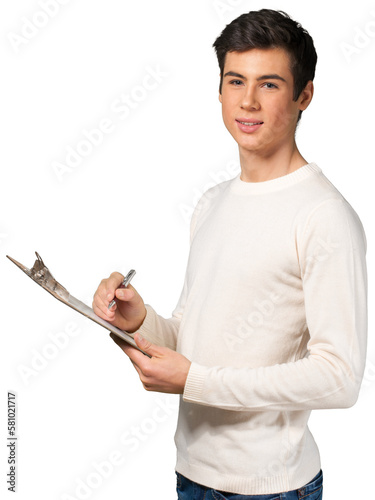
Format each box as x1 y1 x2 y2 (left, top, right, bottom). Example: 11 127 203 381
239 141 308 183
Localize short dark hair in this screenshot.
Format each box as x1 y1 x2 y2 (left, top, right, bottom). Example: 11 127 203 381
213 9 317 122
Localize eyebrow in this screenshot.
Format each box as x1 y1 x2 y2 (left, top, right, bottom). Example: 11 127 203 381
223 71 287 83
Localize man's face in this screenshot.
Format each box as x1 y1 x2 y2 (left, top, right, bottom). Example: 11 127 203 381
219 48 309 156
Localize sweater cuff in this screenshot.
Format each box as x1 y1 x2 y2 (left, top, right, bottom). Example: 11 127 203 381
128 304 158 343
183 362 207 403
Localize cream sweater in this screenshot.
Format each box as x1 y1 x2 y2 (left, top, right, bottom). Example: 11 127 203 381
135 163 367 495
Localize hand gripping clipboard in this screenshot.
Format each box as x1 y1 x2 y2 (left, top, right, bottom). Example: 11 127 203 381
6 252 150 357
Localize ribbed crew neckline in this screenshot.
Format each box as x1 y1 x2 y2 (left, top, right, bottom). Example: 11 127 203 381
230 162 322 195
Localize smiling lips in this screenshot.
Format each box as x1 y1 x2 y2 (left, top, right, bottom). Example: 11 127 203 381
237 119 263 125
235 118 264 133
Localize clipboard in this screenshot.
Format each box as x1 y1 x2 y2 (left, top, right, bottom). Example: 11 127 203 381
6 252 150 357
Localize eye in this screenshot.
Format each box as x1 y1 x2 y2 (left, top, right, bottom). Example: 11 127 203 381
262 82 278 89
229 79 243 86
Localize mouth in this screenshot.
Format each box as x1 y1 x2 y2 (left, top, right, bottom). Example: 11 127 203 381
235 119 264 133
236 120 264 126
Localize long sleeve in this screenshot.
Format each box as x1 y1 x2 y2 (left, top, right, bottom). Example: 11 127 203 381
132 285 186 350
183 197 368 411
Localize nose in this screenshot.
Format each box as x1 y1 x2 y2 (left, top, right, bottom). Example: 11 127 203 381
241 86 260 111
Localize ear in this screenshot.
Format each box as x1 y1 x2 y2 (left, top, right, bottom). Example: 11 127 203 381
218 73 223 103
299 81 314 111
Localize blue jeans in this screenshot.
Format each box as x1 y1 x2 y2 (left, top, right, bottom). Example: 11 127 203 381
176 469 323 499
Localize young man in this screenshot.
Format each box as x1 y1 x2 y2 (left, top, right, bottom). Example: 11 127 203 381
93 9 367 499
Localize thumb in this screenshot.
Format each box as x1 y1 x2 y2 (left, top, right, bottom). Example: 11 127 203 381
115 286 135 301
134 332 162 358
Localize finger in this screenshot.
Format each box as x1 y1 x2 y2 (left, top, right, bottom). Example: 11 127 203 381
110 334 155 390
93 290 112 311
109 271 125 284
92 294 116 321
110 333 140 356
134 332 164 358
97 273 124 304
129 359 144 379
125 356 150 390
115 285 135 302
110 332 128 349
110 333 147 367
107 272 125 298
93 272 126 314
92 285 111 311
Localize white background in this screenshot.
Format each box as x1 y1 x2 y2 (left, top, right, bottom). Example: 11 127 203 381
1 1 374 499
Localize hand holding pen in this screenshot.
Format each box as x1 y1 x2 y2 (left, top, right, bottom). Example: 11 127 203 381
108 269 136 309
92 269 147 334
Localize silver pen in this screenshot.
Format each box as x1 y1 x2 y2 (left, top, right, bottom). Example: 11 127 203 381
108 269 136 309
